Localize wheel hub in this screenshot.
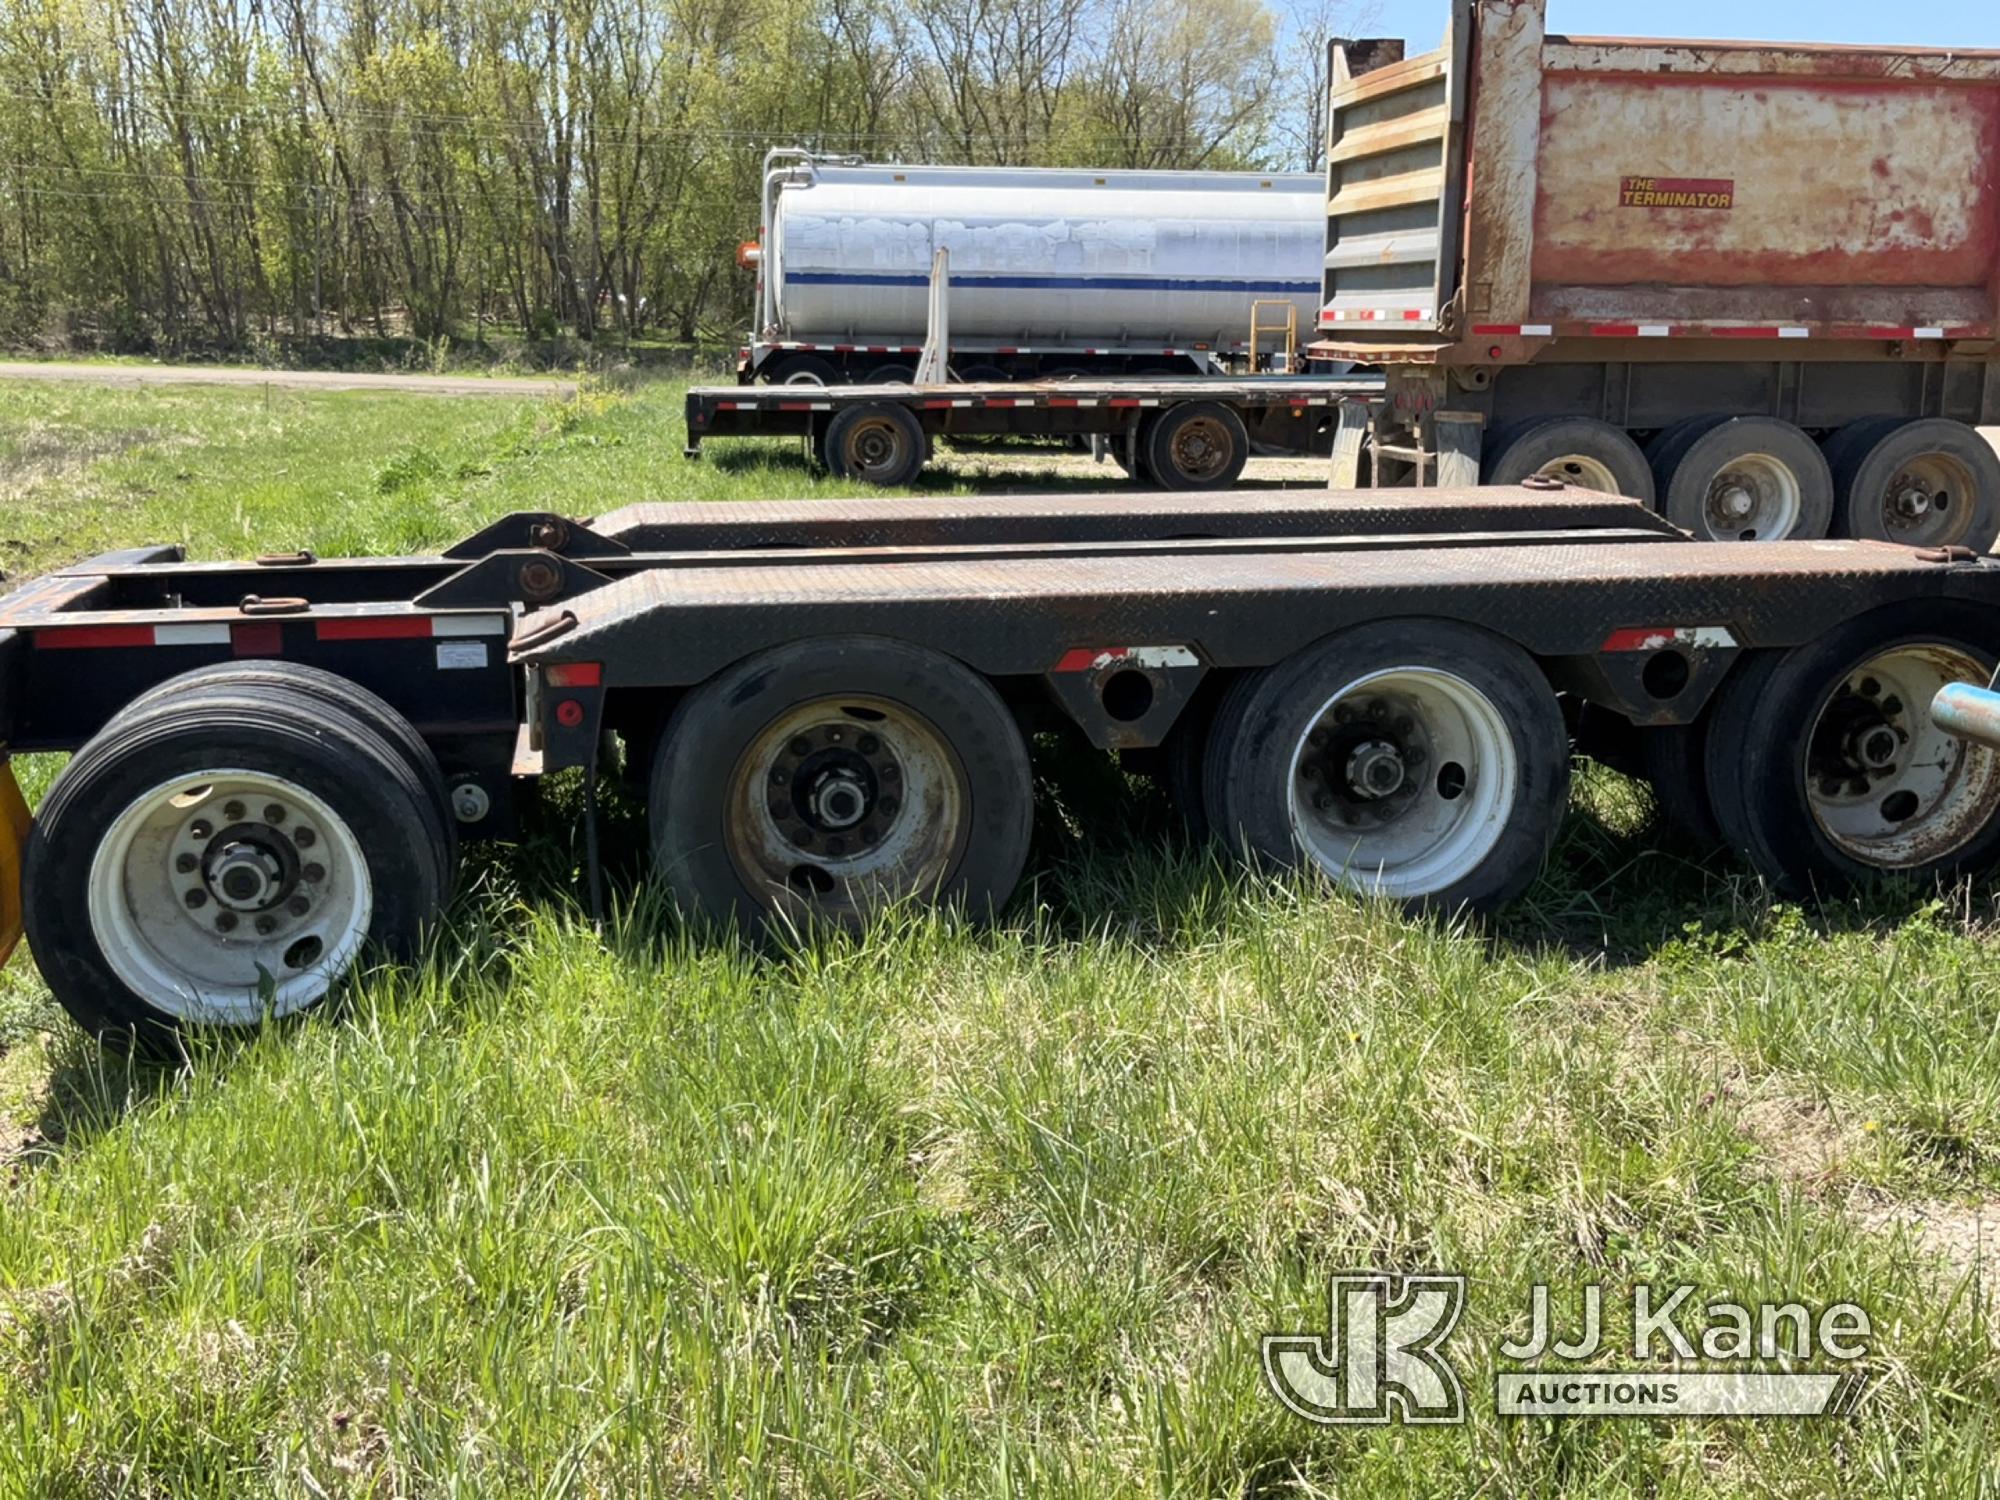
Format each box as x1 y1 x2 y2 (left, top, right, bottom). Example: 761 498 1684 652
1810 674 1910 798
206 837 289 911
1345 738 1408 800
1712 482 1755 521
767 728 903 852
1891 480 1934 522
1298 700 1426 824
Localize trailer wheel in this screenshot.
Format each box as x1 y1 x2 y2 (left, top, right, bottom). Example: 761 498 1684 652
1829 419 2000 551
1703 603 2000 892
1651 416 1833 541
1483 417 1654 503
24 682 449 1044
769 354 840 386
648 637 1033 931
864 363 915 385
1144 402 1249 490
823 402 928 487
110 662 457 870
1639 720 1723 850
1202 620 1568 910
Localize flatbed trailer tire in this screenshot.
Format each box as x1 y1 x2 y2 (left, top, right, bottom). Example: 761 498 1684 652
1143 402 1250 490
1639 719 1724 852
1201 620 1569 911
1703 602 2000 893
24 682 451 1046
648 637 1033 931
823 402 928 487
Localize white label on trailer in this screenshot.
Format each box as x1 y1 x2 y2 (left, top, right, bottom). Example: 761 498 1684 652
436 641 489 671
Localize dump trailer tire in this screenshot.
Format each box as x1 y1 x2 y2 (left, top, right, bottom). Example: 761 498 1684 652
1653 416 1834 541
111 662 457 873
1703 602 2000 894
1484 417 1655 503
1143 402 1250 490
1203 620 1569 911
649 637 1033 932
24 682 450 1047
823 402 929 487
1829 419 2000 551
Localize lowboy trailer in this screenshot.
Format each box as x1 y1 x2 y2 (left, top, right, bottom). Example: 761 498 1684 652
4 487 2000 1043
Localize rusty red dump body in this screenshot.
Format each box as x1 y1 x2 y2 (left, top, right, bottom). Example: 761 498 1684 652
1313 0 2000 363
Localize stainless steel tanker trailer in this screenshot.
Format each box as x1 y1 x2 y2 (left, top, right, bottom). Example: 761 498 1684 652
9 487 2000 1048
736 151 1327 384
1314 0 2000 549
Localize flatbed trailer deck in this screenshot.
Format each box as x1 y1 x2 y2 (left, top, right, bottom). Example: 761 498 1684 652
6 484 2000 1044
683 376 1386 489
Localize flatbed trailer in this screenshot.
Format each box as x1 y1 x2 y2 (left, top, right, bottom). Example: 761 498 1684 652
682 375 1386 489
6 485 2000 1044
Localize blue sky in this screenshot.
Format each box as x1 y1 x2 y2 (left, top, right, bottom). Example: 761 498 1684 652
1362 0 1997 51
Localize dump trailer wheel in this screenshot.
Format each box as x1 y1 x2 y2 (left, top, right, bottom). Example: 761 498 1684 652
1639 719 1723 851
1829 419 2000 551
1652 416 1834 541
1703 602 2000 893
1203 620 1569 911
649 637 1033 931
24 683 450 1046
1483 417 1655 503
1143 402 1250 490
823 402 929 487
112 662 458 871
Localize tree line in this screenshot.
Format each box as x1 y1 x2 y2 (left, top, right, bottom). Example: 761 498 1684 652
0 0 1363 356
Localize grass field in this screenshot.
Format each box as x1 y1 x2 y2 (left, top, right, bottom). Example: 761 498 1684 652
0 376 1996 1496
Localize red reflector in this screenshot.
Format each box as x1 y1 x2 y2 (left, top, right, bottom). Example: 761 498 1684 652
554 698 585 727
232 622 284 657
315 617 432 641
34 625 154 649
545 662 602 687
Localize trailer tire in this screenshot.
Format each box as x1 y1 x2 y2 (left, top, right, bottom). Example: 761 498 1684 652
823 402 928 487
864 363 915 385
1639 720 1723 851
1143 402 1250 490
1484 417 1654 503
648 637 1033 932
769 354 840 386
110 662 457 872
1829 419 2000 551
1202 620 1569 911
1652 416 1833 541
24 682 450 1047
1703 602 2000 894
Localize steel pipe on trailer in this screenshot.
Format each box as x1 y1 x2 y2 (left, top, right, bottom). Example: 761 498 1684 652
1931 683 2000 752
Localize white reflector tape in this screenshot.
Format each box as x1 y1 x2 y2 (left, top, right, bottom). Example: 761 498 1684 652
432 613 509 637
152 623 233 646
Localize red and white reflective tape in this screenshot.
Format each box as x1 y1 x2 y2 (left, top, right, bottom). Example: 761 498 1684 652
35 612 508 650
1599 625 1738 653
1318 307 1433 325
1467 321 1987 342
1052 645 1200 674
1470 323 1555 337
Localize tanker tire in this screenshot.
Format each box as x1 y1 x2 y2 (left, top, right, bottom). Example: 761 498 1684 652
768 354 840 386
1484 416 1655 503
823 402 928 487
1144 402 1249 490
1703 602 2000 894
1829 418 2000 551
1202 620 1569 912
648 637 1033 933
1654 415 1833 541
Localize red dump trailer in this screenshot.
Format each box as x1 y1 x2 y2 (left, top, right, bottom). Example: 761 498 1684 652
1314 0 2000 547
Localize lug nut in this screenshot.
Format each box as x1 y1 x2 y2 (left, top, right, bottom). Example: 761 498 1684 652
223 800 246 820
1307 728 1327 748
264 803 286 823
1860 677 1881 697
190 819 212 840
1300 763 1320 781
288 896 310 916
880 764 899 782
770 768 788 786
789 736 812 757
858 734 880 755
184 888 208 909
255 915 277 935
215 912 238 933
1313 793 1334 811
303 862 326 883
175 852 199 874
293 827 316 849
1334 705 1355 724
827 727 844 743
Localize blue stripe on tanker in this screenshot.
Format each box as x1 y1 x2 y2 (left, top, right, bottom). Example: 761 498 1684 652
787 271 1322 295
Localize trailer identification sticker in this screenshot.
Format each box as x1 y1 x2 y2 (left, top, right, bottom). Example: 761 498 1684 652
436 641 489 670
1620 176 1734 210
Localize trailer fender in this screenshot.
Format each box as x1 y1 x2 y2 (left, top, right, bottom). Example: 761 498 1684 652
0 757 30 967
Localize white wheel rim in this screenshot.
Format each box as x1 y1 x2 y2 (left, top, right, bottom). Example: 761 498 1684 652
1874 452 1976 547
724 696 968 920
1805 645 2000 867
781 368 828 386
86 770 373 1023
1703 452 1803 541
1536 454 1621 493
1285 667 1519 898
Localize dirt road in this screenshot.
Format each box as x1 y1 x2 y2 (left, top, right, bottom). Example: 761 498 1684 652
0 361 573 398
